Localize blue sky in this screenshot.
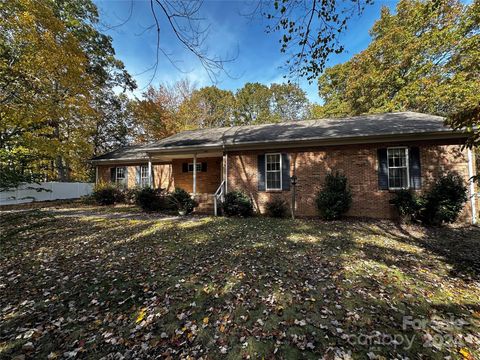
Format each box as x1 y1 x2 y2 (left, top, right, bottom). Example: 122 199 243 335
94 0 398 103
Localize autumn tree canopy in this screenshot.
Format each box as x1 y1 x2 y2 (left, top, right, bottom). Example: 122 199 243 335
0 0 135 187
315 0 480 120
130 81 311 144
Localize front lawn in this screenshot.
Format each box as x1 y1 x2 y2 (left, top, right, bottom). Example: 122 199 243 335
1 206 479 359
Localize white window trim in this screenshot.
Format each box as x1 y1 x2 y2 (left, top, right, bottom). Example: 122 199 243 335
387 147 410 190
265 153 282 191
188 163 203 172
140 164 149 187
115 167 126 186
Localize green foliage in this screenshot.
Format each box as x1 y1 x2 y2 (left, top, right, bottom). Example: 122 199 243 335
316 172 352 220
179 86 236 128
390 173 468 225
0 166 42 192
92 183 122 205
420 172 468 225
317 0 480 119
136 187 173 212
263 0 373 81
169 187 198 214
265 197 289 218
121 187 139 205
223 191 254 217
390 189 422 222
234 83 274 124
1 0 135 184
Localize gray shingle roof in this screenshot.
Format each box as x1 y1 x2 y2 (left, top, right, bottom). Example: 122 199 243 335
92 112 461 161
91 145 150 161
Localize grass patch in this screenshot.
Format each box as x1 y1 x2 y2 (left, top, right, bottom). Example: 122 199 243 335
0 208 479 359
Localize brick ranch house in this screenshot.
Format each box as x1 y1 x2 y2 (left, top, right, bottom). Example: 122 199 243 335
91 112 478 224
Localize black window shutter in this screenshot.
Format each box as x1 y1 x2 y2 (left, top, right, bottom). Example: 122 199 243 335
201 162 207 172
110 167 116 182
257 154 265 191
182 163 188 172
409 147 421 189
282 153 290 190
377 148 388 190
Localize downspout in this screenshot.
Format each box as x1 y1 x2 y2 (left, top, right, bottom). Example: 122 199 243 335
95 165 98 185
467 148 477 225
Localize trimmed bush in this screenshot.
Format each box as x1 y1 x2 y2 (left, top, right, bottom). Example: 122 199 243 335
266 197 289 218
316 172 352 220
223 191 253 217
121 187 139 204
136 187 171 212
420 172 467 225
169 187 198 214
390 189 422 222
92 183 122 205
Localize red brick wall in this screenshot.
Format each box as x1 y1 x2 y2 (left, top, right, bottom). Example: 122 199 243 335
97 163 173 190
227 139 476 222
171 157 222 194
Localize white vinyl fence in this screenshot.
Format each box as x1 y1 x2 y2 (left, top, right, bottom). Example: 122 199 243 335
0 182 94 206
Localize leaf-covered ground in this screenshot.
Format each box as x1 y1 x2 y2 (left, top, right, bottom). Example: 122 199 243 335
1 205 479 359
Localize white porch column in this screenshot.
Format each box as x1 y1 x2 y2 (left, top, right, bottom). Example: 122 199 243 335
467 148 477 225
193 154 197 196
148 158 152 187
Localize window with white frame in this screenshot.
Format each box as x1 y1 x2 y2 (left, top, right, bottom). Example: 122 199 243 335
140 165 149 187
116 167 126 186
265 153 282 190
387 147 409 189
188 163 202 172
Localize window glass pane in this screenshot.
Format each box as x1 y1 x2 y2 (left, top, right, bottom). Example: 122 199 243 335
188 163 202 172
266 154 281 189
116 167 125 179
387 148 408 188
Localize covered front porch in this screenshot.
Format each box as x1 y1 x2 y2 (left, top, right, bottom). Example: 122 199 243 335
146 150 227 215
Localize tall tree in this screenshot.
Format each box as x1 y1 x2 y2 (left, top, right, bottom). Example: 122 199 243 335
131 80 196 143
0 0 135 186
0 0 93 186
270 83 310 121
234 83 274 125
179 86 236 128
316 0 480 120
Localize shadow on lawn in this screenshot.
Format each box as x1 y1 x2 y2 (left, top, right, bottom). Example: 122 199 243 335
1 213 479 359
372 221 480 281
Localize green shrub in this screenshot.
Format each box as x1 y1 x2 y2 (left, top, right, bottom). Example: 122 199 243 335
223 191 253 217
121 187 139 204
266 197 289 218
135 187 170 212
169 187 198 214
390 189 422 222
92 182 122 205
420 172 467 225
316 172 352 220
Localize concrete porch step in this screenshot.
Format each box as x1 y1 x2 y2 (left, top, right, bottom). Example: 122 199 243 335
193 193 216 214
